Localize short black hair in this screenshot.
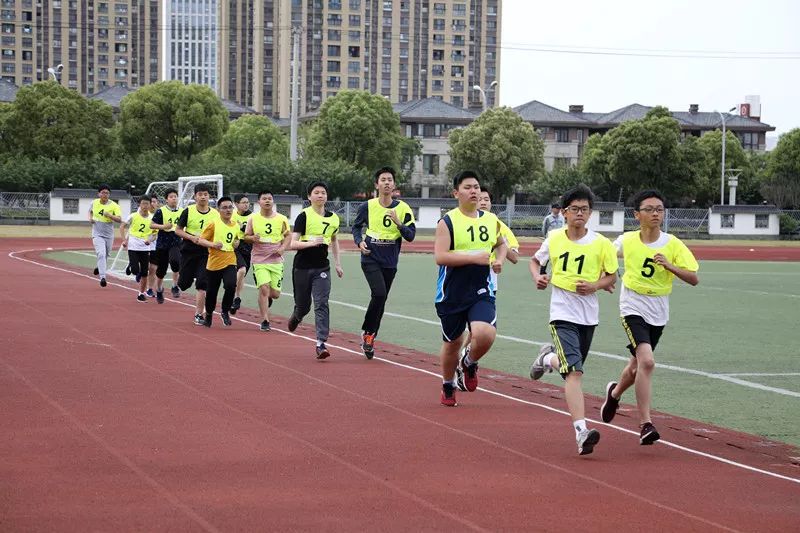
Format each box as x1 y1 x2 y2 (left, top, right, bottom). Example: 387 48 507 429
97 183 111 192
479 188 492 201
194 183 210 194
632 189 667 210
234 194 249 203
550 202 561 209
147 194 158 202
217 196 233 207
137 195 151 204
307 180 329 196
374 166 396 182
560 184 594 210
258 190 274 199
453 170 480 189
164 188 178 198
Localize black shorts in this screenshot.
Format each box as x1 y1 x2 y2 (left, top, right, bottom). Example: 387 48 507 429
437 298 496 342
549 320 596 377
177 252 208 291
127 250 150 278
621 315 665 356
153 246 182 278
235 249 251 272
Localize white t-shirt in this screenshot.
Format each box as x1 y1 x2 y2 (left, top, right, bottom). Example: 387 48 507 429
613 232 671 326
534 230 606 326
125 213 153 252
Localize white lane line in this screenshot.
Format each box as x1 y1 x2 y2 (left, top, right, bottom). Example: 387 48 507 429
60 250 800 397
10 248 800 487
718 373 800 377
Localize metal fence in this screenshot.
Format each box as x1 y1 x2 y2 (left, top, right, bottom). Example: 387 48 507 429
0 192 50 221
623 208 709 234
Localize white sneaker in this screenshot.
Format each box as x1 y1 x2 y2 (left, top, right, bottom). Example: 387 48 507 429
530 344 555 380
454 344 470 392
577 428 601 455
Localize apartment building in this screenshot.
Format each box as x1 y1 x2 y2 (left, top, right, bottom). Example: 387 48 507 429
0 1 159 93
162 0 218 90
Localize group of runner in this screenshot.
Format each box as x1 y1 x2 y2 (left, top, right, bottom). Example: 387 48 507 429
89 167 699 456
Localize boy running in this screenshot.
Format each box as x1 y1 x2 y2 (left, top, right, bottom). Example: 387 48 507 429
175 184 218 325
229 194 253 315
145 195 160 297
287 181 344 359
120 196 154 301
88 184 122 287
351 166 416 359
529 185 618 455
435 171 507 407
196 196 239 327
601 189 699 445
149 188 184 303
244 190 291 331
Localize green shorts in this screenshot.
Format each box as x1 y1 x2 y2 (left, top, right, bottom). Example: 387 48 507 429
252 263 284 290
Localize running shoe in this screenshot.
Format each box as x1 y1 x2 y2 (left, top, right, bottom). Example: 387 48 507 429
361 332 376 359
136 293 147 302
454 344 471 391
156 290 164 304
203 314 213 328
530 344 555 380
287 314 301 332
93 267 99 276
640 422 661 445
171 286 180 298
259 320 271 332
457 349 479 392
99 278 107 287
601 382 620 423
221 311 232 327
126 266 132 276
577 428 601 455
194 314 204 326
146 288 155 298
315 343 330 360
229 297 241 315
440 382 457 407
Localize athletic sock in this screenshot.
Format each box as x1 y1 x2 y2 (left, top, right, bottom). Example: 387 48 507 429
443 380 456 386
573 419 587 434
545 353 558 369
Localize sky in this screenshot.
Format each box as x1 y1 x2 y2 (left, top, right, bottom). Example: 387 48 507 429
499 0 799 138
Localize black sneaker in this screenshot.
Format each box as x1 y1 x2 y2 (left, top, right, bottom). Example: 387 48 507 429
640 422 661 445
259 320 271 332
440 382 457 407
229 297 241 315
136 293 147 302
171 286 180 298
156 290 164 304
135 274 141 283
203 314 213 328
577 428 601 455
287 314 300 332
361 332 375 360
93 267 99 276
601 382 620 423
221 311 232 326
146 289 155 298
99 278 107 287
125 266 132 276
194 314 204 326
315 343 330 360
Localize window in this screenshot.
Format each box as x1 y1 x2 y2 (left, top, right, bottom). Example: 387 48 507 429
433 18 445 30
348 60 359 73
327 60 340 72
328 30 341 41
347 76 359 89
453 3 466 16
755 214 769 229
555 128 569 142
327 45 340 56
423 154 440 175
599 211 613 225
433 3 446 15
737 131 760 150
348 45 360 57
63 198 79 214
349 14 361 25
432 49 444 60
721 214 735 228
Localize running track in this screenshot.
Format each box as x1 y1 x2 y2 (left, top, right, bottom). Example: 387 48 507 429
2 238 799 532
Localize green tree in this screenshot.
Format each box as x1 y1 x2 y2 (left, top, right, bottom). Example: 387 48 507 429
119 81 229 160
209 114 288 161
305 90 404 176
5 81 113 160
446 106 544 200
763 128 800 208
696 130 748 206
531 164 586 204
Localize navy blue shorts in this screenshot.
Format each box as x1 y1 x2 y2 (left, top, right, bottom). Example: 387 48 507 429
549 320 596 377
438 298 497 342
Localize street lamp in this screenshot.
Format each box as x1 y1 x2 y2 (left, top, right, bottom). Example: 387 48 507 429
472 80 498 112
715 106 737 205
47 64 63 81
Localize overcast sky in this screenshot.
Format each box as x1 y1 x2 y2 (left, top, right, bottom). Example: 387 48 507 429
500 0 799 138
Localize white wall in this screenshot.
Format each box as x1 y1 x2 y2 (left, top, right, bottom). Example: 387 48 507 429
50 197 132 222
587 209 624 233
708 212 779 236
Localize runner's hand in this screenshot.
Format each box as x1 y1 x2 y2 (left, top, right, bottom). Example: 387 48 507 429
359 241 371 255
535 274 549 290
335 264 344 278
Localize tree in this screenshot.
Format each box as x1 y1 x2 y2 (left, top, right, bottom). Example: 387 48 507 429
5 81 113 160
305 90 404 177
763 128 800 208
695 130 749 206
446 106 544 200
209 114 288 161
119 81 229 160
531 164 586 204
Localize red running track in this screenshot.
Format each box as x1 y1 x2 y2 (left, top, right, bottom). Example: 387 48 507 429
1 238 799 532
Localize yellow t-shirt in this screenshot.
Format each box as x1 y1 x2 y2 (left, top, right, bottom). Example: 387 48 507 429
202 220 238 271
621 231 699 296
548 228 618 293
91 199 121 223
365 198 415 241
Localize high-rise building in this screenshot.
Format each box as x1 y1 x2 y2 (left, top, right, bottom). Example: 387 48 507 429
0 1 160 94
162 0 219 90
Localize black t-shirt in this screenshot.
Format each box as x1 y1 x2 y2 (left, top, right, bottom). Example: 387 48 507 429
292 210 337 270
177 206 211 256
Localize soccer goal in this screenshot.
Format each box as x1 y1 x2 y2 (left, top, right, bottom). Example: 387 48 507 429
107 174 224 277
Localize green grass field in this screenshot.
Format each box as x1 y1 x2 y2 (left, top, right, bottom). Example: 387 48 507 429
44 248 800 447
